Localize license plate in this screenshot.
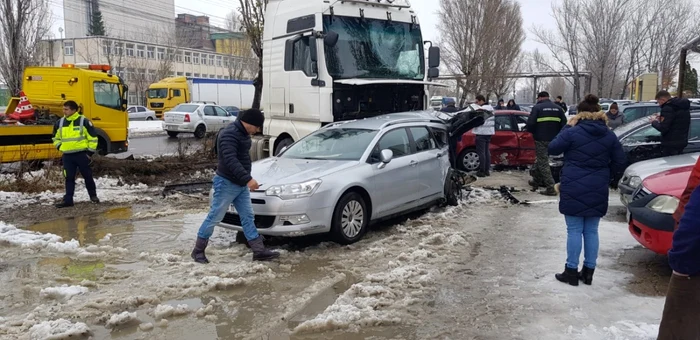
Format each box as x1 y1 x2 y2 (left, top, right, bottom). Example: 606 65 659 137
166 125 177 130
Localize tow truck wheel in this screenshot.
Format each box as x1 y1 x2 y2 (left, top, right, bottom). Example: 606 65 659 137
274 137 293 156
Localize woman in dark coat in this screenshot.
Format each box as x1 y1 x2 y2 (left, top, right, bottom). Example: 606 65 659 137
548 94 627 286
606 102 624 129
506 99 521 111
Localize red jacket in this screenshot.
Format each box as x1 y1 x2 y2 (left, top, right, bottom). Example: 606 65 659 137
673 157 700 229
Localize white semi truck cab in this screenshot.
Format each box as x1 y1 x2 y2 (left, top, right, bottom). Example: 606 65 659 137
253 0 442 160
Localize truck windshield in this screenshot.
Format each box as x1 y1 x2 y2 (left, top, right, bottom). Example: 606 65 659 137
147 89 168 99
323 15 424 80
280 128 378 161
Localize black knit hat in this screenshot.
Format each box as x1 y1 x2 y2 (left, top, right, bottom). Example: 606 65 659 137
239 108 264 128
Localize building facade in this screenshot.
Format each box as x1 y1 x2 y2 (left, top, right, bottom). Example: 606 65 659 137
63 0 176 44
42 37 255 105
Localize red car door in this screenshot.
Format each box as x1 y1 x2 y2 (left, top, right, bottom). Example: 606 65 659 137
514 114 536 164
489 115 519 165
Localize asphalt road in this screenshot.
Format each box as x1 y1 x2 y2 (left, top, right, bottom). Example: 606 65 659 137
111 134 204 159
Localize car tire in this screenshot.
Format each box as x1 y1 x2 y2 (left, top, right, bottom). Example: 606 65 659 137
194 125 206 139
167 131 179 138
330 192 369 245
274 137 293 156
443 170 461 207
146 116 153 121
457 148 480 171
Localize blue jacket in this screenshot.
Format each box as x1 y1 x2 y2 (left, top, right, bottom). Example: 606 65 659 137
669 185 700 276
548 112 627 217
215 120 253 186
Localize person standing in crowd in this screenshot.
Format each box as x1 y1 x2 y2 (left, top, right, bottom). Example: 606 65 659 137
52 100 100 208
555 96 568 114
526 91 567 196
651 90 691 157
473 95 495 177
191 109 280 263
548 94 627 286
657 184 700 340
506 99 521 111
605 102 624 129
494 99 507 110
441 98 458 113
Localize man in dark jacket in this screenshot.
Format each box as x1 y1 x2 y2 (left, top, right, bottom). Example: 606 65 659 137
526 91 568 196
657 185 700 340
651 90 691 157
191 109 279 263
555 96 568 114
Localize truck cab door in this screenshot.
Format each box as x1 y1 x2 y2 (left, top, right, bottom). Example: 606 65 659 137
285 35 320 120
90 79 127 144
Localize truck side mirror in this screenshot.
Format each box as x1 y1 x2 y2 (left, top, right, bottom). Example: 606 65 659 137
428 46 440 68
428 67 440 79
324 31 339 47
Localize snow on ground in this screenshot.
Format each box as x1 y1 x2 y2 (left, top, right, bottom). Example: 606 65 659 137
0 176 153 207
128 120 164 137
39 285 89 302
28 319 93 340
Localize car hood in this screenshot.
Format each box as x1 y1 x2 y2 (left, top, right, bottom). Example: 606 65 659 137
251 157 359 187
642 165 694 197
625 152 700 180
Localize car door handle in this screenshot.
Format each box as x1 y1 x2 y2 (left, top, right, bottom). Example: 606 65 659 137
409 160 417 167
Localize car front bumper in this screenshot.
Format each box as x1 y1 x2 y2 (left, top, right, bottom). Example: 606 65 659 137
628 218 673 255
216 190 335 237
627 189 675 254
163 122 195 132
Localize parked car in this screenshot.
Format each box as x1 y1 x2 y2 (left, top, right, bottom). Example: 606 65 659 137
618 152 700 206
454 110 535 171
223 106 240 117
567 105 577 116
619 102 700 124
163 103 235 139
550 111 700 181
214 113 457 244
627 165 692 254
127 105 157 121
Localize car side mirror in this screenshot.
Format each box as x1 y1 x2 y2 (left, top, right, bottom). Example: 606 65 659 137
377 149 393 169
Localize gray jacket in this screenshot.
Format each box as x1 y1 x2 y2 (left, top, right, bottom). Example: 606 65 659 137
606 111 624 129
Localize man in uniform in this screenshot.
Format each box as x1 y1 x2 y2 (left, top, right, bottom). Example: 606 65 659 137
526 91 567 196
52 100 100 208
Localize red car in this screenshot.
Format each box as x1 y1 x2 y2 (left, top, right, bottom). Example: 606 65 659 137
627 165 692 254
455 110 536 171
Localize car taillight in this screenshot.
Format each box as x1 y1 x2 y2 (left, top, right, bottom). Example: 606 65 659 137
184 114 190 122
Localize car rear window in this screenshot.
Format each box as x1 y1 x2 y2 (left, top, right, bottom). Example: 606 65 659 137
173 104 199 113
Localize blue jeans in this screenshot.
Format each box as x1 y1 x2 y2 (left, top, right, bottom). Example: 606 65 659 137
564 215 601 269
197 175 260 241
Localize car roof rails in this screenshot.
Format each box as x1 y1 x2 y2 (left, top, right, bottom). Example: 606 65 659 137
380 117 443 129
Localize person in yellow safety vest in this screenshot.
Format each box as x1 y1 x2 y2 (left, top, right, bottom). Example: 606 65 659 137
52 100 100 208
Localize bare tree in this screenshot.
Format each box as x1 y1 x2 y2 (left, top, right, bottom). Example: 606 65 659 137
238 0 267 109
618 0 662 99
439 0 524 105
224 10 257 80
0 0 51 95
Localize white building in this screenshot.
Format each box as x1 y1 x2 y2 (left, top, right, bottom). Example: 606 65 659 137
42 37 255 105
63 0 176 43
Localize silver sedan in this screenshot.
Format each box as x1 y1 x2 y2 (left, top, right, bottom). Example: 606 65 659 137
215 113 455 244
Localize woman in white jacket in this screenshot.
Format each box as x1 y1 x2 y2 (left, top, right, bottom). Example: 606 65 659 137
472 95 495 177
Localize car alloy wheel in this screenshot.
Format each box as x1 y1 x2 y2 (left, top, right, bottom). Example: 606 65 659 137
460 150 480 171
341 200 365 238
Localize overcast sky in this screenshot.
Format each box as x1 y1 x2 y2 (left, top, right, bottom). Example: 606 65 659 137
49 0 699 71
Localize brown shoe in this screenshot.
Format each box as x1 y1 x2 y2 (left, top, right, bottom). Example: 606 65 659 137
539 187 558 196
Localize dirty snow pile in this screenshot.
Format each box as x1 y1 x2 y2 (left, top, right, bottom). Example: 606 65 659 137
28 319 93 340
40 285 89 302
0 176 153 207
129 120 164 137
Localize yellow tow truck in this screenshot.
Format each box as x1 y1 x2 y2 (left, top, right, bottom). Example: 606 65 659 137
0 64 129 164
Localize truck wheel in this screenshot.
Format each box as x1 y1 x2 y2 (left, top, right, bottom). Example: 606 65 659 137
330 192 369 245
167 131 179 138
194 125 206 139
97 137 108 156
274 137 293 156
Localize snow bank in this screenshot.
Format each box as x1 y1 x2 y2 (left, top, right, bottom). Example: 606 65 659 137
0 222 79 252
40 285 89 302
152 304 190 320
129 120 164 137
105 311 139 329
29 319 92 340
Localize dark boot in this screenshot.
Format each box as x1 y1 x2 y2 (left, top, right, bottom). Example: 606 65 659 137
248 236 279 261
55 201 74 208
555 266 579 286
191 237 209 264
90 196 100 204
578 266 595 285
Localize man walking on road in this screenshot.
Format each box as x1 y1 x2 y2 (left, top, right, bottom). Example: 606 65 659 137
52 100 100 208
651 90 691 157
526 91 567 196
191 109 279 263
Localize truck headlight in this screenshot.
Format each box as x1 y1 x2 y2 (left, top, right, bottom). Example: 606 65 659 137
265 179 322 200
645 195 679 214
628 176 642 188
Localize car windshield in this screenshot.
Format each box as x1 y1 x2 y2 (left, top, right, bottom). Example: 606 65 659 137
173 104 199 113
323 15 424 80
280 128 379 161
147 88 168 99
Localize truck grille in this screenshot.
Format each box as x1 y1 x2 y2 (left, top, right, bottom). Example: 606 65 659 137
150 102 164 108
222 213 275 229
